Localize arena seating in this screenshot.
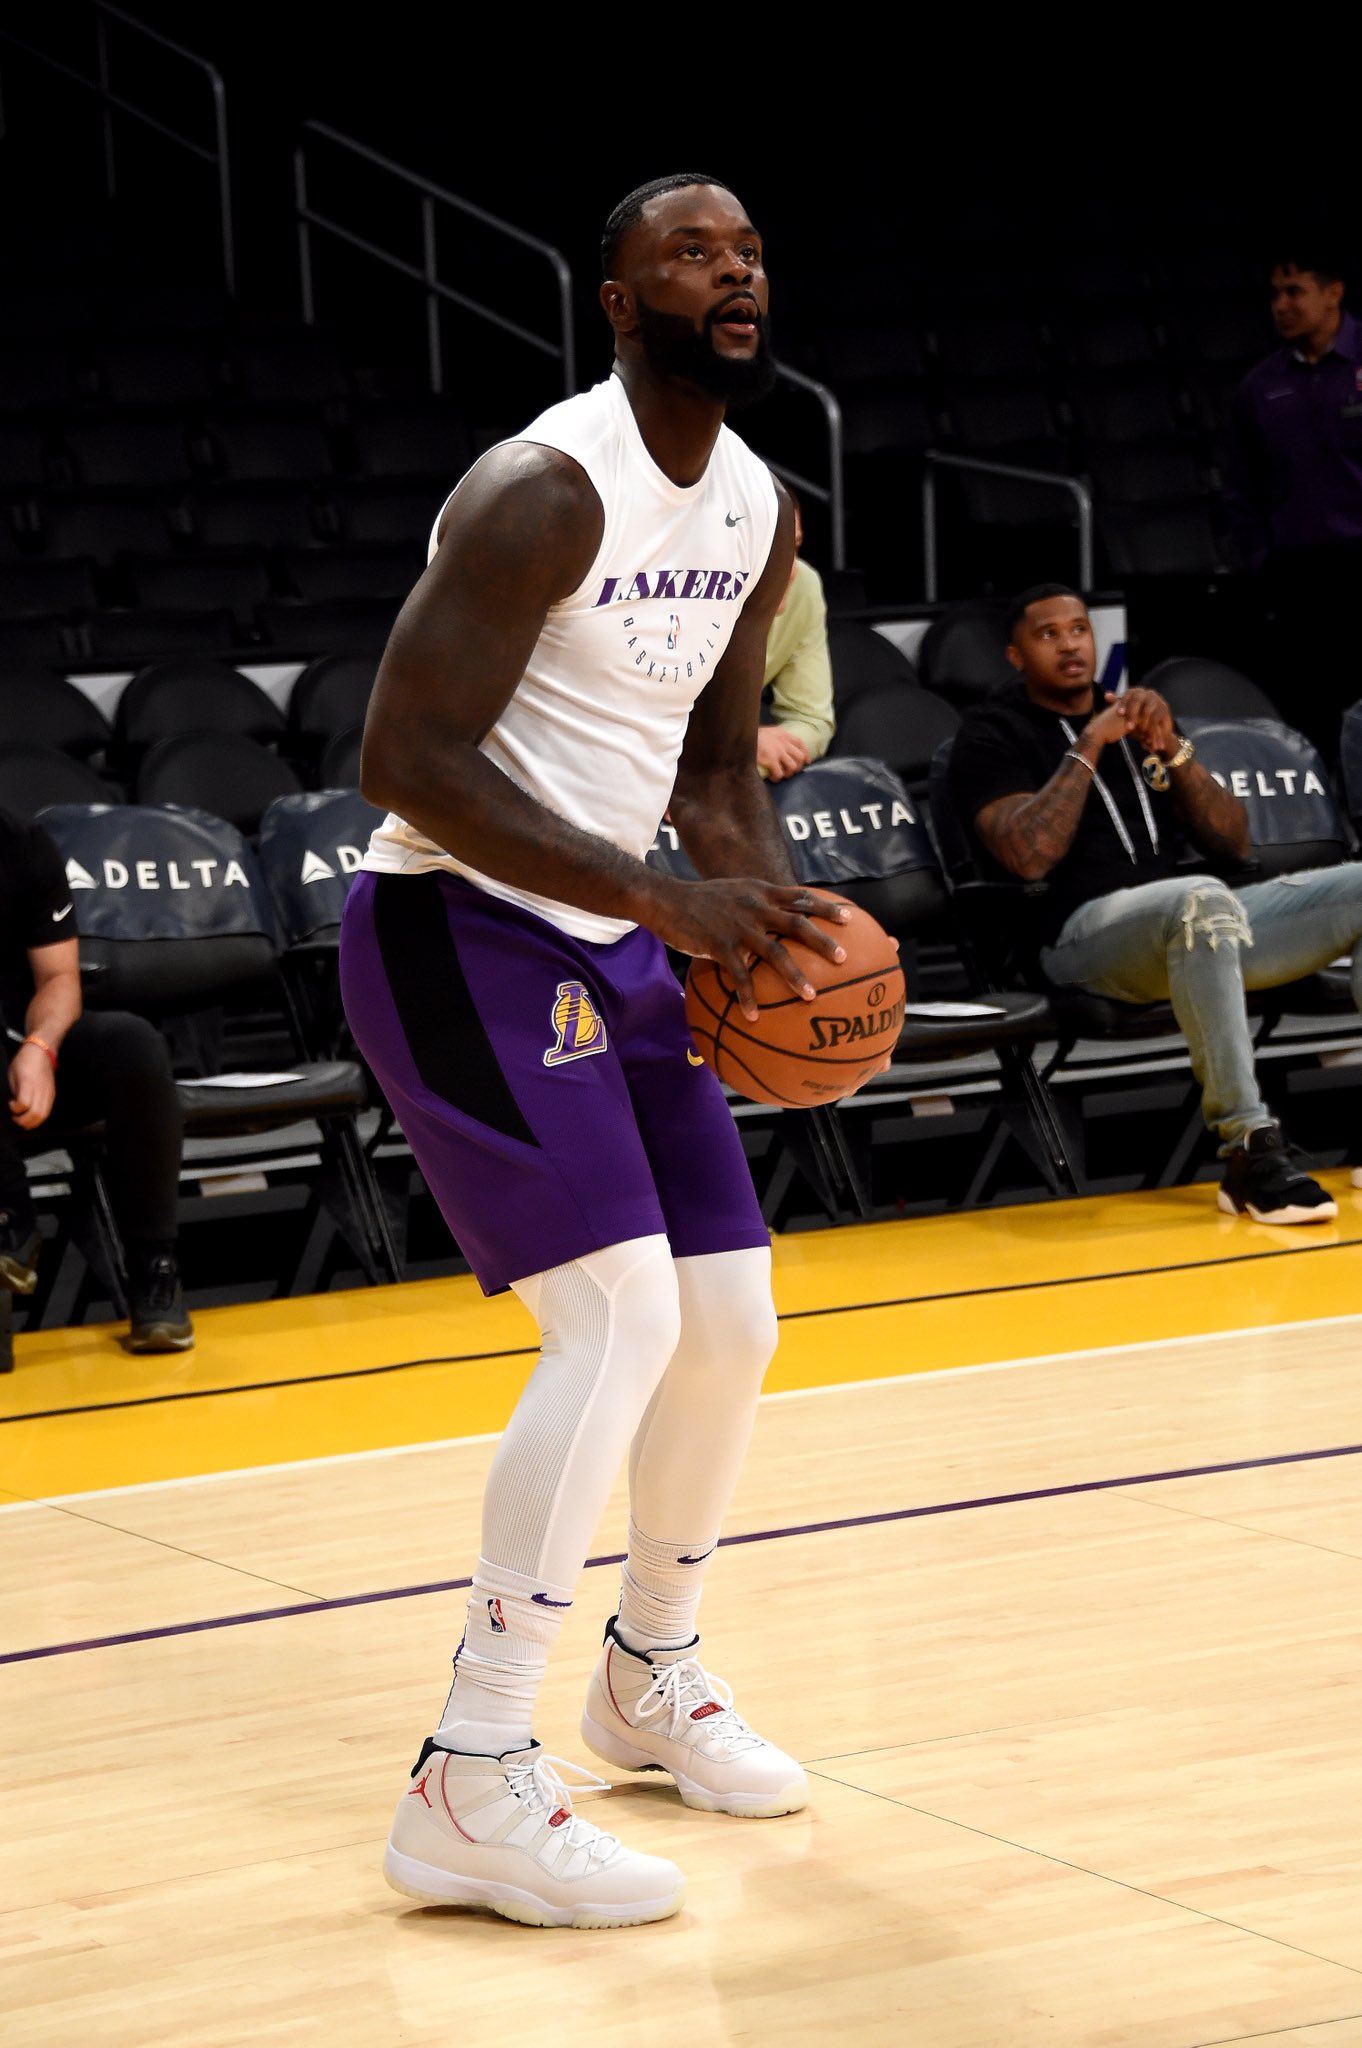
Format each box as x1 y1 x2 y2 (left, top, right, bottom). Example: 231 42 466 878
287 654 379 775
829 680 960 798
36 800 398 1297
0 667 112 761
0 188 1282 667
826 619 922 712
113 661 285 774
916 603 1014 708
0 741 116 816
1141 656 1280 723
134 732 304 837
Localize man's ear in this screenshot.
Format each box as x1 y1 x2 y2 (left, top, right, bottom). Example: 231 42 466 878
1005 643 1024 672
600 280 633 336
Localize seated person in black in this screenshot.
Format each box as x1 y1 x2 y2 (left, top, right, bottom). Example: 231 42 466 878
0 809 193 1350
948 583 1362 1225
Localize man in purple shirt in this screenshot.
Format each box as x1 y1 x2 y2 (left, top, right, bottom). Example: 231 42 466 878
1226 252 1362 761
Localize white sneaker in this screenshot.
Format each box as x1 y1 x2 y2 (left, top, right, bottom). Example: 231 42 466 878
383 1736 685 1929
580 1618 808 1818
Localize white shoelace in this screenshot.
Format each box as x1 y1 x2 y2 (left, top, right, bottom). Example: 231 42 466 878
505 1752 619 1862
634 1658 764 1755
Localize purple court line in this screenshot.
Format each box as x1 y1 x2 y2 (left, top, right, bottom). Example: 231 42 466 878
5 1439 1361 1669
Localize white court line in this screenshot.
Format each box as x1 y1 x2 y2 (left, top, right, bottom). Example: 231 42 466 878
3 1304 1359 1516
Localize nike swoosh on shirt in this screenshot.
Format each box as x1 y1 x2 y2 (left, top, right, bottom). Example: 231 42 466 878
725 511 746 526
686 1050 705 1067
51 904 73 922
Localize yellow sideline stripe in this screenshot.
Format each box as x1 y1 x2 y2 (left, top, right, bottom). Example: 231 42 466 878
3 1177 1360 1498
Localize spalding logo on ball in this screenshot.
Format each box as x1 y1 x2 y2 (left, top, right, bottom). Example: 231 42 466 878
684 890 905 1106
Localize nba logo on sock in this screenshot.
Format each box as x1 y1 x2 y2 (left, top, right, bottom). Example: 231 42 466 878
666 613 681 651
487 1597 506 1634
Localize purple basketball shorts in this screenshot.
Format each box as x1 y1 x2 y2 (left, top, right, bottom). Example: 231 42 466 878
340 870 769 1295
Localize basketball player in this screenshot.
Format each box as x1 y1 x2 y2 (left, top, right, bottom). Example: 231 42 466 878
341 173 859 1929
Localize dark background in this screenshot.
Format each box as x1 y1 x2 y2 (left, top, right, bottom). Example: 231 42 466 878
8 10 1354 335
3 6 1358 624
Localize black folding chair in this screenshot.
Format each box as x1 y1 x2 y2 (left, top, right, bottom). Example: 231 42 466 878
771 757 1075 1208
39 801 399 1302
135 732 304 839
257 787 384 1058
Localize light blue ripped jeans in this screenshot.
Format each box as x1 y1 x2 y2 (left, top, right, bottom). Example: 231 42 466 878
1040 866 1362 1149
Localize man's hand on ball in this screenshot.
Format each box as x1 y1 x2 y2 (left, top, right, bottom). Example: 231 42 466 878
657 880 850 1021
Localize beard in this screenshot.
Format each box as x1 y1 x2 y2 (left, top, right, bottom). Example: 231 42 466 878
633 292 777 408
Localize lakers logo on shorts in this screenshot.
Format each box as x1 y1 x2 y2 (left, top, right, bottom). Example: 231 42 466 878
543 981 608 1067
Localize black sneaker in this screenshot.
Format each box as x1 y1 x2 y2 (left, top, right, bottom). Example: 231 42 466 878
0 1205 40 1293
127 1252 195 1352
1218 1124 1338 1225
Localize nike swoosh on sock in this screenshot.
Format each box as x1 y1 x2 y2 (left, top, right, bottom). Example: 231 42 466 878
677 1547 716 1565
530 1592 573 1607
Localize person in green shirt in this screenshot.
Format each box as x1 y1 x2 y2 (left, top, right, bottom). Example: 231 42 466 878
759 489 836 780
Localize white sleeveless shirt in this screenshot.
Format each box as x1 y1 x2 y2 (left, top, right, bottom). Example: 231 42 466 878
362 372 779 943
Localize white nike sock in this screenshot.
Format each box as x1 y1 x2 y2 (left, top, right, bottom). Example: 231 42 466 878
616 1519 713 1652
436 1560 572 1755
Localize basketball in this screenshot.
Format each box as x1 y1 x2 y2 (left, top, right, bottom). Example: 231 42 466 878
684 892 905 1107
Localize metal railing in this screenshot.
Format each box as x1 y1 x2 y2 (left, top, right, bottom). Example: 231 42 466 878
291 129 845 561
293 123 576 399
766 363 847 572
922 450 1093 601
0 2 234 293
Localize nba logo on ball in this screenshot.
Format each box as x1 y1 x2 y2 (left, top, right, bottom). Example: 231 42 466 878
666 612 681 651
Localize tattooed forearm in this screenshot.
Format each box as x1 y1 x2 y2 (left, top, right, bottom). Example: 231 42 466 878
1169 760 1250 865
974 754 1099 881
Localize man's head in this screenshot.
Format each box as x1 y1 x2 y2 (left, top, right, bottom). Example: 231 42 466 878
1006 584 1095 704
599 174 775 406
1270 255 1345 351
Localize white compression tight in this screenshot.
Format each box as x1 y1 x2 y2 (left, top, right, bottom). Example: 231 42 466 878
436 1237 777 1753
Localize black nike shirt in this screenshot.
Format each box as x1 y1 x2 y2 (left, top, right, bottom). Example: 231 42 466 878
0 809 76 1036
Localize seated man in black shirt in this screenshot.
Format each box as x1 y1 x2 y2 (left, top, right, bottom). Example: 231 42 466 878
948 583 1362 1224
1 810 193 1350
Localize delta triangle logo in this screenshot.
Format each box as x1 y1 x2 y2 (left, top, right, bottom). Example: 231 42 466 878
300 850 336 885
65 858 98 890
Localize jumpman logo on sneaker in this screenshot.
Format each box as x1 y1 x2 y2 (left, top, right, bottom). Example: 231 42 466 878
409 1768 434 1807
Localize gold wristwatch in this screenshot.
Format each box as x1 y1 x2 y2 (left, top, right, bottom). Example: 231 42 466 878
1142 733 1194 791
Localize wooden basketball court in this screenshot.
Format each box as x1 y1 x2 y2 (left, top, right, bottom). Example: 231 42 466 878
4 1181 1362 2047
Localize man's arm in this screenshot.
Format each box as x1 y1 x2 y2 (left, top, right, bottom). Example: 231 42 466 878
973 698 1131 881
764 567 835 766
670 483 800 882
9 938 80 1131
360 448 846 1018
1168 757 1252 864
